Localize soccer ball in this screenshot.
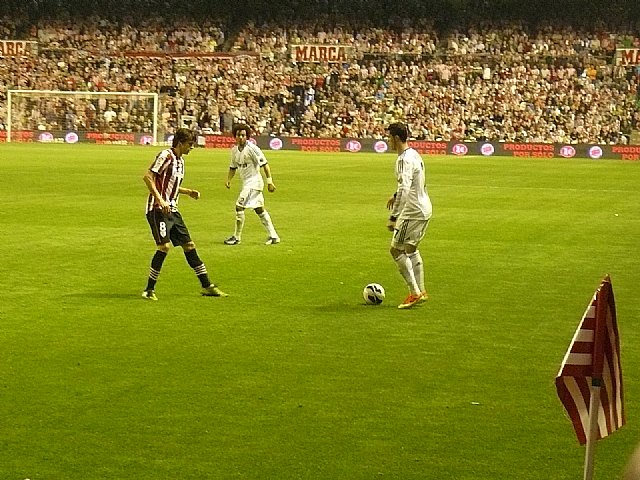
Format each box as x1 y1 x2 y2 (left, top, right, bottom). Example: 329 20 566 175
363 283 385 305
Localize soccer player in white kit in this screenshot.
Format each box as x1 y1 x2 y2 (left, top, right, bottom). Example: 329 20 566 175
386 122 432 309
224 124 280 245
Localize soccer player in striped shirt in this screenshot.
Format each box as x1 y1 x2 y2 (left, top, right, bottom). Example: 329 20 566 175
142 128 227 300
386 122 432 309
223 123 280 245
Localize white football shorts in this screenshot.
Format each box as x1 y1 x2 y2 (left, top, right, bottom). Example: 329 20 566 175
391 218 430 249
236 186 265 210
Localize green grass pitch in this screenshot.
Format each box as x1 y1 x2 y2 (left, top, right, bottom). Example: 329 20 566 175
1 143 639 479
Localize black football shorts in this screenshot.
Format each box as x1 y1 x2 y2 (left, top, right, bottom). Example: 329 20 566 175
146 209 192 246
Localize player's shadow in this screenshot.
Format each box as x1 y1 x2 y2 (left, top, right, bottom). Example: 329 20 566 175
64 292 140 300
312 302 392 312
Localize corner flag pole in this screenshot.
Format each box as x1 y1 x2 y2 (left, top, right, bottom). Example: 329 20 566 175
556 275 625 480
583 379 601 480
583 276 610 480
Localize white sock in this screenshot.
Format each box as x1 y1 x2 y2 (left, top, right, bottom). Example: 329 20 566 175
234 210 245 239
258 211 278 238
407 251 425 293
394 253 420 295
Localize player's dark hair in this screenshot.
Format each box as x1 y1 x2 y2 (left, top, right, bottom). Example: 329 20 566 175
387 122 410 142
232 123 252 138
173 128 195 147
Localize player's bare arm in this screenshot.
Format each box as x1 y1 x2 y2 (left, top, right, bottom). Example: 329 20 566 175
386 192 396 210
143 170 171 214
262 164 276 192
179 187 200 200
225 167 237 189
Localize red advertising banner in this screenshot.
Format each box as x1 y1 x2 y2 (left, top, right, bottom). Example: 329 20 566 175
1 130 153 144
3 129 639 160
289 137 342 151
202 135 237 149
610 145 640 161
0 40 37 57
3 130 34 142
290 44 353 63
502 142 555 157
410 141 449 155
85 132 136 144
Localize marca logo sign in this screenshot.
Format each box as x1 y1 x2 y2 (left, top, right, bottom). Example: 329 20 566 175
616 48 640 66
0 40 37 57
291 44 353 63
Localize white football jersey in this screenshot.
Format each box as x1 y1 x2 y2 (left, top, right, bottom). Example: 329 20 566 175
391 147 432 220
229 142 268 190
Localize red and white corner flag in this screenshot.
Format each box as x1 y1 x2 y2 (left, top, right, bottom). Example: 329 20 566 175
555 275 625 479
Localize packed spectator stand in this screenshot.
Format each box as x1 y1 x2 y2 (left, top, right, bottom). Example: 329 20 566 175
1 0 640 144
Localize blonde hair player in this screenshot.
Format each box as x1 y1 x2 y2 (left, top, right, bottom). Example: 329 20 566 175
386 122 433 309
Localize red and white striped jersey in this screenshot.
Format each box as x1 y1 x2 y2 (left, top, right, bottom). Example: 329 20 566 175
145 148 184 213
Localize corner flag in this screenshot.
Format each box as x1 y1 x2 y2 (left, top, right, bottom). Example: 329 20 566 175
555 276 625 479
555 275 625 444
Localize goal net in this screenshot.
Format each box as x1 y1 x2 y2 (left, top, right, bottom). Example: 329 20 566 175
7 90 159 144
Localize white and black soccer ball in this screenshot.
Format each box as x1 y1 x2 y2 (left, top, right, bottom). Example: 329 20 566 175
363 283 385 305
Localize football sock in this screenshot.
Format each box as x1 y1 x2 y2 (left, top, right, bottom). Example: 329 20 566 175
407 251 425 292
258 210 278 238
146 250 167 291
394 253 420 295
234 210 245 239
184 249 211 288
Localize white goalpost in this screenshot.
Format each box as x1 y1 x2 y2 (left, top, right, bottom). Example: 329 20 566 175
7 90 159 144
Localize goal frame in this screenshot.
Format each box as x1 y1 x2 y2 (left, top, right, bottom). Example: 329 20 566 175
7 89 159 144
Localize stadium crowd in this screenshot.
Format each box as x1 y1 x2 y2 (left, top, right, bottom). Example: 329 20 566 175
1 1 640 144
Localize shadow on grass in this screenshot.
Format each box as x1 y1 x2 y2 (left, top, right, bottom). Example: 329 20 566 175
312 302 397 313
64 292 141 300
